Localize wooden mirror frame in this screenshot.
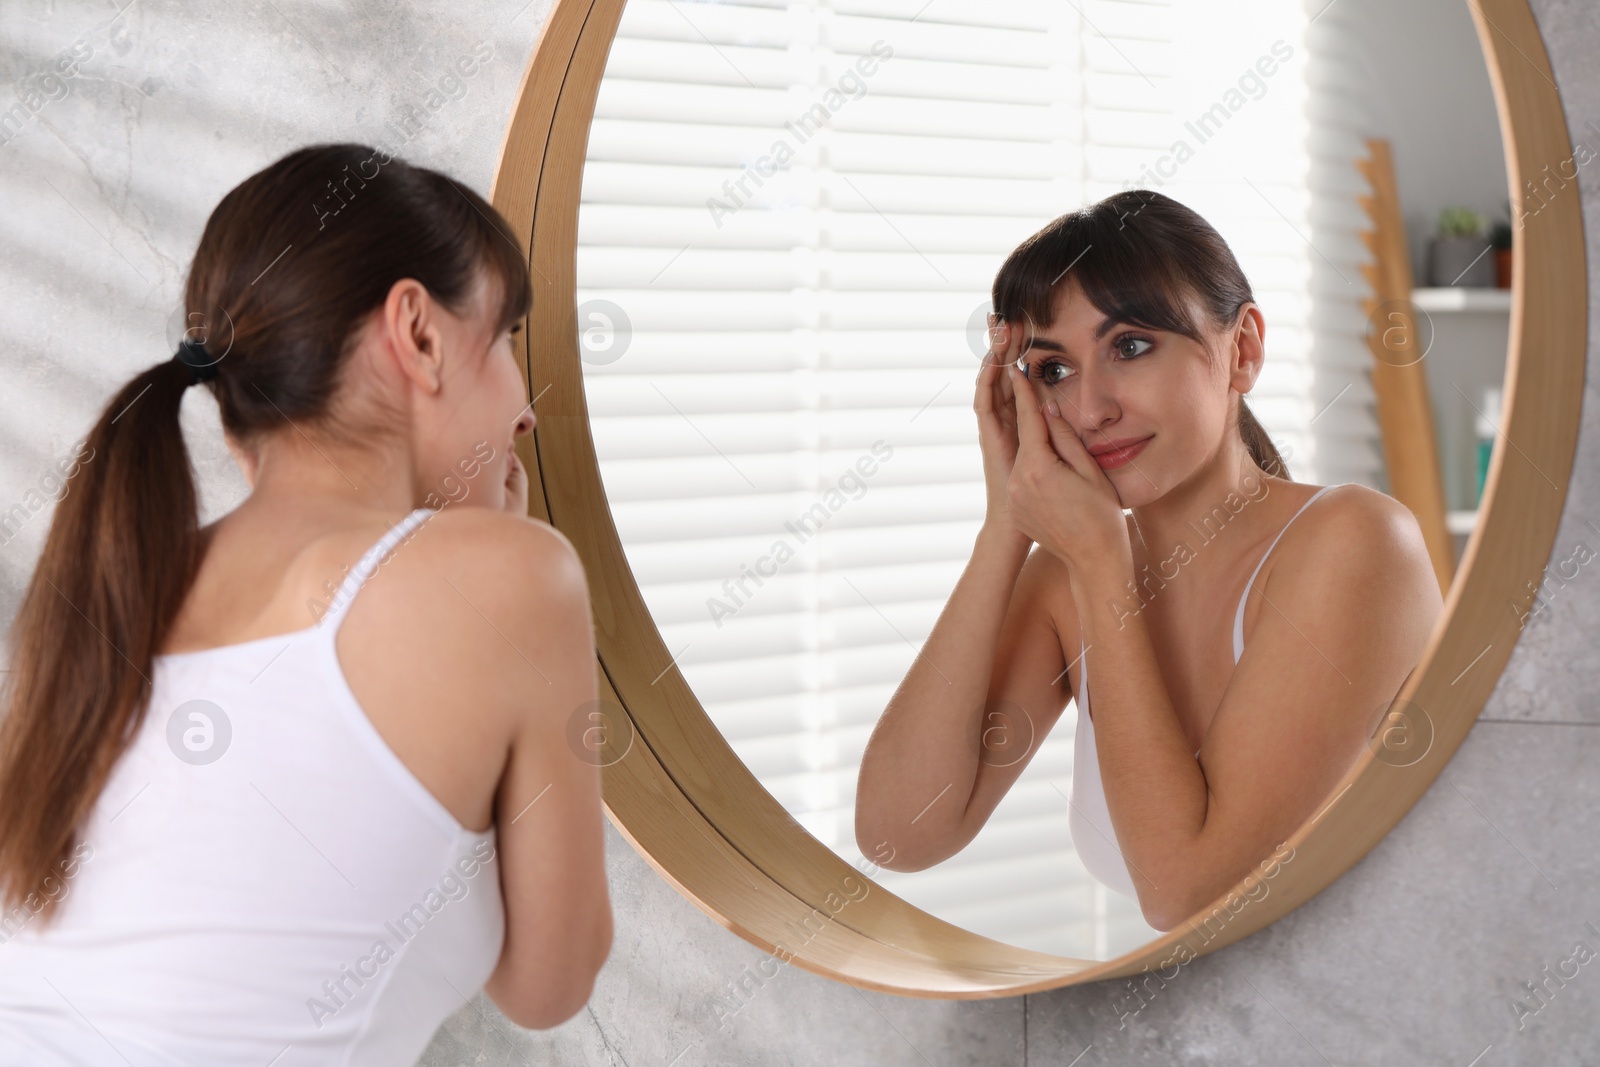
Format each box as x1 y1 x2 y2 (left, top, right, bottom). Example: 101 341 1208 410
488 0 1585 995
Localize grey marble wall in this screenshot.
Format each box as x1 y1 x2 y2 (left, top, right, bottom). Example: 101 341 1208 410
1 1 1595 1064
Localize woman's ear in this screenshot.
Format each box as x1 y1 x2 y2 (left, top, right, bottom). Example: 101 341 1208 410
379 277 446 395
1230 303 1266 393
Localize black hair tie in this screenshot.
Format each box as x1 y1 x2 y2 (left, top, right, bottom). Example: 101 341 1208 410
173 339 219 385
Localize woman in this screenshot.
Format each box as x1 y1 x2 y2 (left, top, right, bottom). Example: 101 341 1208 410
855 190 1442 932
0 144 611 1061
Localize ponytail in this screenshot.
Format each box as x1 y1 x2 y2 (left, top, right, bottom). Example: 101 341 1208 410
1239 398 1291 481
0 357 205 926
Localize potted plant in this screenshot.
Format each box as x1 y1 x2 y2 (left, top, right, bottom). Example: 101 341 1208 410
1428 205 1494 287
1490 214 1513 289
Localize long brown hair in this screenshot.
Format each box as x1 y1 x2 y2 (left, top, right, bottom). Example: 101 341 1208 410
991 188 1290 480
0 143 531 925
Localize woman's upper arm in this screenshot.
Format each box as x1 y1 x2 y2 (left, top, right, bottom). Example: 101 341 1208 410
1178 487 1443 918
480 518 612 1029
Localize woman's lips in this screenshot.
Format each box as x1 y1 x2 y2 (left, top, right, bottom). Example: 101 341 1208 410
1092 436 1151 470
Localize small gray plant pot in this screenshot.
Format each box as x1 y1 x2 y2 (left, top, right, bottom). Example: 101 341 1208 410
1428 236 1495 287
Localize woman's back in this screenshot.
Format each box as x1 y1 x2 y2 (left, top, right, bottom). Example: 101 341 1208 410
0 144 611 1054
0 507 506 1065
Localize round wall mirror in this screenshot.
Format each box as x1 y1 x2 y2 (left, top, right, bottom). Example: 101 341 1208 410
491 0 1584 992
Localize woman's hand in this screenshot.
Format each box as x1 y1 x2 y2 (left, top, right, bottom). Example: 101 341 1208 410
974 314 1028 542
1004 362 1131 574
503 445 530 516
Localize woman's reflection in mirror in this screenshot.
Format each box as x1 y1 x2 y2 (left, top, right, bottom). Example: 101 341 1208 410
855 189 1442 931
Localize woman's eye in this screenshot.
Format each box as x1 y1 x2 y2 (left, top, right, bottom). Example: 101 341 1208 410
1037 361 1070 385
1014 357 1072 385
1116 335 1153 359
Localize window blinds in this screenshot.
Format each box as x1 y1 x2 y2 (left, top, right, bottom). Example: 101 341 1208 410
576 0 1374 959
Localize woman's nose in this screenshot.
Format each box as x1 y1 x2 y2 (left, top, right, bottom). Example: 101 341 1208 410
511 403 535 437
1066 364 1120 431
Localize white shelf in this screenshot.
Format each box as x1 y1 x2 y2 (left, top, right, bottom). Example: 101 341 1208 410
1412 287 1513 313
1447 509 1478 536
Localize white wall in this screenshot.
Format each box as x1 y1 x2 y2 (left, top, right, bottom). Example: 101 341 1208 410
1345 0 1512 283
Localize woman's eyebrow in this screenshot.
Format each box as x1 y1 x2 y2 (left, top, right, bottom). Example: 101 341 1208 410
1024 337 1068 354
1022 318 1126 355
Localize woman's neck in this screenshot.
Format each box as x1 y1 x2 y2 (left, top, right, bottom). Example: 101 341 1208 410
243 430 419 519
1125 447 1290 589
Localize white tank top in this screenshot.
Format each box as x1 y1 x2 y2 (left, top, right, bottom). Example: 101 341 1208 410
1068 484 1337 897
0 506 505 1065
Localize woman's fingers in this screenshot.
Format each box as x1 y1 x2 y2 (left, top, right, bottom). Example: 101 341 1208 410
987 312 1007 359
975 343 999 423
993 317 1019 421
503 448 530 514
1042 400 1097 476
1008 362 1051 460
976 315 1017 437
996 361 1018 440
977 316 1006 379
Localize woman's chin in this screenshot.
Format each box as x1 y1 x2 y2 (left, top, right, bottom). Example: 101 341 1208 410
1104 468 1160 509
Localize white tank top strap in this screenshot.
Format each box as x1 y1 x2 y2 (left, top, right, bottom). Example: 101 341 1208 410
315 507 438 636
1230 484 1338 664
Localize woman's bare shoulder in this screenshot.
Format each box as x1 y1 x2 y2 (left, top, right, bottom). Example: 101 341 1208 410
308 505 588 663
339 506 593 733
400 506 588 615
1302 483 1431 559
414 505 580 562
1273 482 1442 617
